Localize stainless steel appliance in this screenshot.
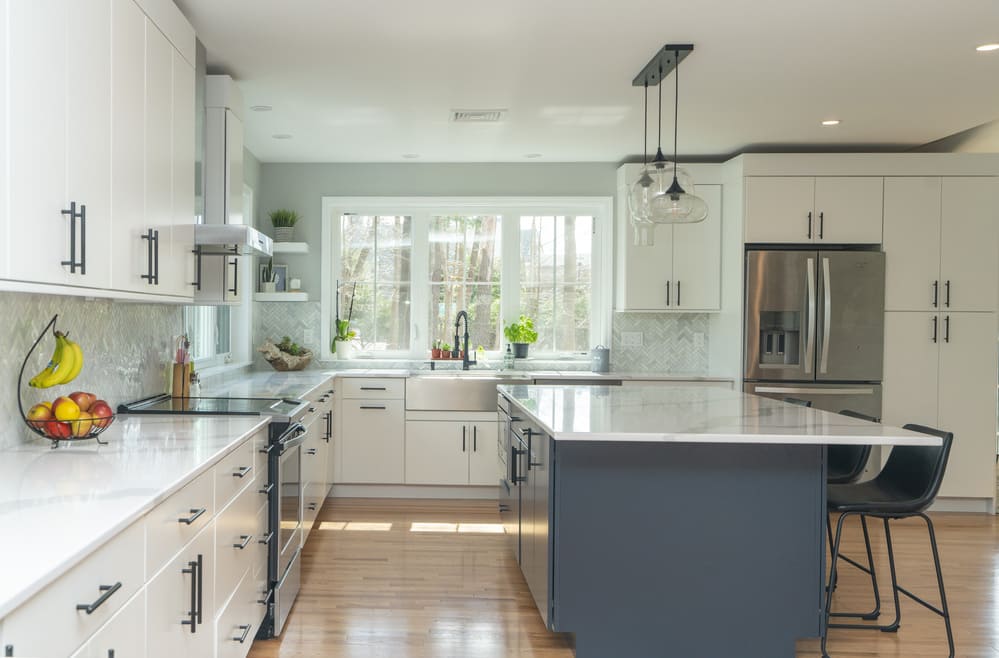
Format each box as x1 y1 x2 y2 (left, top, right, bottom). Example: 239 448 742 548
118 394 309 638
744 249 886 422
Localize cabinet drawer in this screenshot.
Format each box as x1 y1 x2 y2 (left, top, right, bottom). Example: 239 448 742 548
306 379 335 405
2 521 144 658
215 481 259 611
147 467 214 577
72 586 146 658
215 570 265 658
339 377 404 399
253 500 270 580
215 438 256 510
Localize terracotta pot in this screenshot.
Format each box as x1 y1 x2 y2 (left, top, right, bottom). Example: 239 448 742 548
431 348 442 359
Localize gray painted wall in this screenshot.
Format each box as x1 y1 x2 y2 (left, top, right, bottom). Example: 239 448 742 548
918 119 999 153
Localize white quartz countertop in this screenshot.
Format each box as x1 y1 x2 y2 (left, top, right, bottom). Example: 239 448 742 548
0 415 270 618
498 384 940 446
201 369 337 399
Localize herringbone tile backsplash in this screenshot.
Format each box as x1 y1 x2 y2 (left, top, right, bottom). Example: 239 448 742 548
0 291 181 448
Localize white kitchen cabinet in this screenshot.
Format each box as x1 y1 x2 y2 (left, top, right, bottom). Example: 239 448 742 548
215 481 260 616
940 178 999 312
215 570 263 658
883 178 942 312
0 0 6 278
167 50 198 298
146 523 215 658
882 311 998 501
617 184 722 311
936 313 999 499
72 588 147 658
744 177 882 244
405 419 499 486
143 18 174 293
6 0 114 289
340 399 406 484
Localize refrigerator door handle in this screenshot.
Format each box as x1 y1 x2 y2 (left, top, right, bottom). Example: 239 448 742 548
820 257 831 374
804 257 816 374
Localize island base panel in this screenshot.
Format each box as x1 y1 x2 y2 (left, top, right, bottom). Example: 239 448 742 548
551 441 825 658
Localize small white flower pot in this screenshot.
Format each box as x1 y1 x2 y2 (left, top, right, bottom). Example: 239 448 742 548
274 226 295 242
261 281 277 293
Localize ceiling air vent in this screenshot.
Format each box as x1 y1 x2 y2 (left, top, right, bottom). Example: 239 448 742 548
450 109 506 123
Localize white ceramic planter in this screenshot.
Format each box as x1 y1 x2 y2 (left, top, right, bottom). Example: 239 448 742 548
335 340 354 360
261 281 277 293
274 226 295 242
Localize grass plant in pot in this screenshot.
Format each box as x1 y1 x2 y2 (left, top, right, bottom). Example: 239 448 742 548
504 315 538 358
270 209 298 242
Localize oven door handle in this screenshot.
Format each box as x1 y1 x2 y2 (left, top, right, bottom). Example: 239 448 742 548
278 422 307 452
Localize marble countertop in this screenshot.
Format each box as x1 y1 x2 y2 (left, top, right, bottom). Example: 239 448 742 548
0 415 270 618
201 369 336 399
499 384 940 446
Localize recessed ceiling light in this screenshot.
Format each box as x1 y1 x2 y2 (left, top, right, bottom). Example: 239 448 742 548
250 105 272 112
524 153 543 159
821 119 841 126
976 43 999 52
272 134 293 140
402 153 420 159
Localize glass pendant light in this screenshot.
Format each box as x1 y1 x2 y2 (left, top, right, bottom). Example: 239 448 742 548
627 82 657 246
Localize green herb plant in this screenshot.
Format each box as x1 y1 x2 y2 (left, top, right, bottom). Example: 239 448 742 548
503 315 538 344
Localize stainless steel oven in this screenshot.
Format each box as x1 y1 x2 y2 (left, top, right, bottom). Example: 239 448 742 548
269 421 306 636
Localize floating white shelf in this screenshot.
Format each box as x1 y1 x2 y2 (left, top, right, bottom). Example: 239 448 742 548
254 292 309 302
271 242 309 254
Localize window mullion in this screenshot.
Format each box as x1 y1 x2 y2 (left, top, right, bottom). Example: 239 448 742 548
410 211 430 357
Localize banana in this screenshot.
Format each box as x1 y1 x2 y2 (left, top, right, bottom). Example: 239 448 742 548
28 332 81 388
59 337 84 384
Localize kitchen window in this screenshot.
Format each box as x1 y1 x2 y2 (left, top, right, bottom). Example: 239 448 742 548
183 305 231 365
321 197 612 359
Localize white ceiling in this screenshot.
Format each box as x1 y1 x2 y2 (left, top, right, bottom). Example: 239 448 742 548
176 0 999 163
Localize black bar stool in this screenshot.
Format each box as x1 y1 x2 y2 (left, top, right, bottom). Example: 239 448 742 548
826 410 879 621
821 424 954 658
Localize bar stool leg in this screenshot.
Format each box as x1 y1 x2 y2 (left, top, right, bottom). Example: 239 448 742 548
880 517 902 633
828 514 881 620
921 513 955 658
821 510 854 658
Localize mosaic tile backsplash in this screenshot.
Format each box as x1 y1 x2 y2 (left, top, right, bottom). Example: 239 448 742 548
253 301 709 374
0 292 182 448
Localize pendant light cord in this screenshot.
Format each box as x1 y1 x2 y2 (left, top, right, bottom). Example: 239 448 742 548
673 50 680 168
643 83 648 166
657 67 663 155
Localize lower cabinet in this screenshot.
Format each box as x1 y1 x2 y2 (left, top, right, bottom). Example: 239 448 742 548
146 523 216 658
405 419 498 486
340 398 405 483
215 570 265 658
70 589 146 658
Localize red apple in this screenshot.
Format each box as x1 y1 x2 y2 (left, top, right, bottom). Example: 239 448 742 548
90 400 113 429
44 420 72 440
69 391 96 412
71 412 94 437
26 403 54 430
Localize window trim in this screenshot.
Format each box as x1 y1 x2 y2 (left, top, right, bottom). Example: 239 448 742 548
320 196 613 362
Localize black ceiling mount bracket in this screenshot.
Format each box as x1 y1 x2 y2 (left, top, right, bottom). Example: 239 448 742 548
632 44 694 87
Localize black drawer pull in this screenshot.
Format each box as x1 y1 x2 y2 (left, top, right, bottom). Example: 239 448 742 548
259 482 274 496
233 466 252 478
306 448 318 455
76 582 121 615
257 588 274 606
233 534 253 550
178 507 206 525
307 502 318 511
360 386 386 391
259 531 275 546
360 405 386 410
234 624 252 644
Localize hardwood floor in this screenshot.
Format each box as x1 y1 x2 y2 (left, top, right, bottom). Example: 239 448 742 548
249 499 999 657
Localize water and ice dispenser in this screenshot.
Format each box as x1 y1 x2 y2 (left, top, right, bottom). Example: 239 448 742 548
757 311 800 367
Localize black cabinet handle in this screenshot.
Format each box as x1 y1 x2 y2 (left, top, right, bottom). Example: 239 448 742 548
306 448 317 455
195 554 203 625
511 445 525 483
233 624 252 644
191 245 202 290
307 502 318 511
932 280 939 308
153 230 159 284
178 507 206 525
665 281 670 306
360 405 386 410
932 316 938 343
944 315 950 343
139 229 158 285
233 534 253 550
227 257 239 296
818 211 824 239
473 425 477 452
676 280 681 306
108 650 115 658
61 202 86 274
944 280 950 308
807 211 812 240
258 482 274 496
181 555 200 633
257 588 274 606
462 425 466 452
324 411 332 443
360 386 386 391
76 582 121 615
259 531 274 546
233 466 252 478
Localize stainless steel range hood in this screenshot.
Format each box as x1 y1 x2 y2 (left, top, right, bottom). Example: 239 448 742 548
195 224 273 257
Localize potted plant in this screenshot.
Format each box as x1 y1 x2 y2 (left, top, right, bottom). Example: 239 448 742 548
332 281 357 359
431 340 442 360
504 315 538 358
269 209 299 242
440 342 451 359
261 258 277 293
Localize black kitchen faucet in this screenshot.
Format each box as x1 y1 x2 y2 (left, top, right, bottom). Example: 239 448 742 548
454 310 476 370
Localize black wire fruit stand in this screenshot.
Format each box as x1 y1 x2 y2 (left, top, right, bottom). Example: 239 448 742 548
16 314 115 449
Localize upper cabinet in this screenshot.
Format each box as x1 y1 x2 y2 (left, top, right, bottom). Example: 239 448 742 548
616 184 722 312
884 177 999 312
1 0 196 302
744 177 883 244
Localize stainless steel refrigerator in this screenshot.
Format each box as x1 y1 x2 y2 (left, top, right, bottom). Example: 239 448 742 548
743 249 885 421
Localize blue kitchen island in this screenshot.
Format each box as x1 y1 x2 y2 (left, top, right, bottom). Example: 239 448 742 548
496 384 940 658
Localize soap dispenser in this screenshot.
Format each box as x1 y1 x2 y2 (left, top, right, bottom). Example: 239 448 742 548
503 344 514 370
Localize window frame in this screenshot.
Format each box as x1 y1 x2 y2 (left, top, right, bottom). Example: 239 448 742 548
320 196 613 361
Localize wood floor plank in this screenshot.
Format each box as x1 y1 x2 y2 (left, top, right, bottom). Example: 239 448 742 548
248 499 999 657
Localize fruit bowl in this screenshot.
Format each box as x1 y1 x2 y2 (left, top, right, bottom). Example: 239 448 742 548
22 414 116 445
